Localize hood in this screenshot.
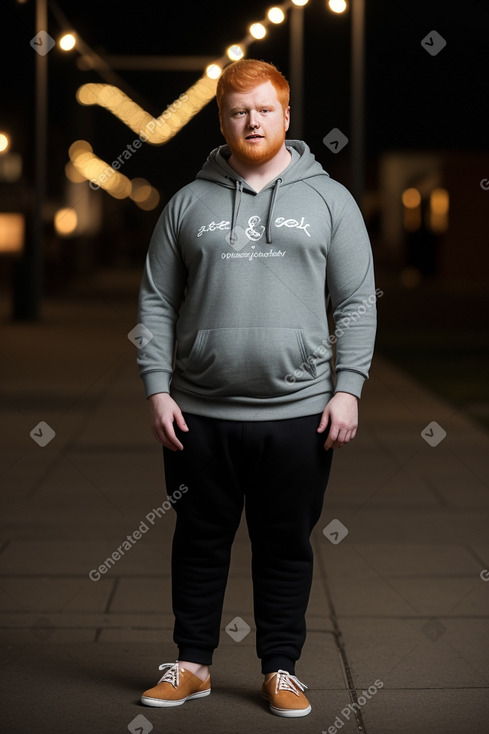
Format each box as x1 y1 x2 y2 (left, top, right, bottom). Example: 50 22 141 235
195 140 330 244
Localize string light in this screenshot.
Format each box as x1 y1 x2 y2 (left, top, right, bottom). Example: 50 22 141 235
328 0 347 13
77 75 218 144
0 133 10 153
66 0 327 207
268 7 285 23
249 22 267 39
68 142 160 209
71 3 301 148
59 33 76 51
64 161 85 183
226 44 245 61
68 139 92 157
130 178 160 211
205 64 222 80
70 148 132 199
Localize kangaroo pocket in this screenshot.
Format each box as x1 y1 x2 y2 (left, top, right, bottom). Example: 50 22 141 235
176 327 317 398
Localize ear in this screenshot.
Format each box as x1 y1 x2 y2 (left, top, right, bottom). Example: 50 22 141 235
284 106 290 131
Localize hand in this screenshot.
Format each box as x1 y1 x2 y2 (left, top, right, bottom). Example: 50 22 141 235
317 392 358 450
148 393 189 451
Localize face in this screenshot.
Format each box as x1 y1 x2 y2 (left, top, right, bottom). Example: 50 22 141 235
219 80 290 166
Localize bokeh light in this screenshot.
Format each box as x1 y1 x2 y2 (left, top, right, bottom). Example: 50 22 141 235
59 33 76 51
249 23 267 39
226 45 244 61
328 0 347 13
0 133 10 153
54 208 78 236
206 64 222 79
268 7 285 23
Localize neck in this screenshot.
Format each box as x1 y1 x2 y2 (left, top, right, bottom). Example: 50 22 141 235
228 144 292 192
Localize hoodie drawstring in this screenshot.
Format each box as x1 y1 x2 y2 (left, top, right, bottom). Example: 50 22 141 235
229 176 282 246
230 179 243 246
266 177 282 244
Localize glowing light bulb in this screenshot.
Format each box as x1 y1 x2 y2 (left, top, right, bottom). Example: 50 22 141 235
227 44 244 61
328 0 347 13
249 23 267 39
59 33 76 51
0 133 10 153
206 63 222 79
268 7 285 23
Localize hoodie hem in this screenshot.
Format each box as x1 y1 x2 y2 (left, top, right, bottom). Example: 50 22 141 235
169 388 332 422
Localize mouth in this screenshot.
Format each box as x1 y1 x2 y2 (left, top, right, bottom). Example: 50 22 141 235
245 134 264 140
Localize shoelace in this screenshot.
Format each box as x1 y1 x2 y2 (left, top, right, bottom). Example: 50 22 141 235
156 660 181 688
274 669 308 696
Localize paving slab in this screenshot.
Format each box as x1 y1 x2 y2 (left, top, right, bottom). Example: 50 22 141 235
330 543 482 577
315 506 489 544
315 544 481 583
1 281 489 732
107 577 173 614
471 544 489 568
0 539 173 576
324 574 489 617
326 471 442 508
0 639 355 734
359 689 489 734
0 612 177 642
0 576 114 613
338 617 489 688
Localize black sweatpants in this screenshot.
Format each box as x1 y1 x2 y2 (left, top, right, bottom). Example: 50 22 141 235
162 410 333 675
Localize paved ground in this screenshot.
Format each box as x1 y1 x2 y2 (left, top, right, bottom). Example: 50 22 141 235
1 269 488 733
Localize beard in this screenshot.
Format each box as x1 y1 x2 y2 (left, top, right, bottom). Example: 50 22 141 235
225 126 286 166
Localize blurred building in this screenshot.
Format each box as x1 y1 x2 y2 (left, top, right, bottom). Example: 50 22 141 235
377 151 489 285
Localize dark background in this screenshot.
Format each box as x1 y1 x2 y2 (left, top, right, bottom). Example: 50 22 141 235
1 0 489 424
3 0 488 200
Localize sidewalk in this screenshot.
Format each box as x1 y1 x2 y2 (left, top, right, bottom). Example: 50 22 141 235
1 270 488 734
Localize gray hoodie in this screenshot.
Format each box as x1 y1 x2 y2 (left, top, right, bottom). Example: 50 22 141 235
137 140 377 420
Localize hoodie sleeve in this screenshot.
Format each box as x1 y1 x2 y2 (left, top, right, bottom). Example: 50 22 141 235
136 200 188 398
326 191 377 399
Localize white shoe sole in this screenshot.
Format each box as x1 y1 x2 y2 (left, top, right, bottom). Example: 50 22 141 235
269 703 312 717
262 693 311 717
141 688 211 707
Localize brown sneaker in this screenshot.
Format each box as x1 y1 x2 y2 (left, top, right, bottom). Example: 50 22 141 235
261 669 311 717
141 661 211 707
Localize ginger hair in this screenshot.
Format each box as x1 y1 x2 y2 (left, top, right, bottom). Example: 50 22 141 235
216 59 290 113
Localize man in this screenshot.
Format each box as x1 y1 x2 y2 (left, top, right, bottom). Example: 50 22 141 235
137 59 376 718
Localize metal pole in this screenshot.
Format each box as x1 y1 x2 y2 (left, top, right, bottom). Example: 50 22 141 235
16 0 46 320
350 0 365 210
289 5 304 140
32 0 47 318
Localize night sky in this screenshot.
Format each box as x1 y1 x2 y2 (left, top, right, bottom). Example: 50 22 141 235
2 0 488 218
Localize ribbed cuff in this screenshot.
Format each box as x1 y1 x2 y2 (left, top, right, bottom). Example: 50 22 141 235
141 370 172 398
334 369 366 399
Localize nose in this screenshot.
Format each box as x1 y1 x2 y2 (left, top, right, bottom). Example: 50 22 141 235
248 111 260 129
